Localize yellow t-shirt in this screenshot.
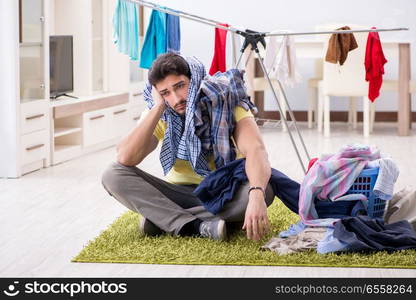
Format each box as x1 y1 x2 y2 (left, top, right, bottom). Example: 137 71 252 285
140 106 254 185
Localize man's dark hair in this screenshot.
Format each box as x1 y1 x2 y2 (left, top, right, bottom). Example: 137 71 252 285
148 53 191 86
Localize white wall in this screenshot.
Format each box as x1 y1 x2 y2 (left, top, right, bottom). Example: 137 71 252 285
144 0 415 112
0 0 20 177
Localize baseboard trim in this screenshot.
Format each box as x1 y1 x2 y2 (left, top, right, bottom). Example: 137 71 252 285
257 110 416 122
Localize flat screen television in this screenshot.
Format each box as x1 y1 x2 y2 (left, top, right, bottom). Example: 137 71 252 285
49 35 77 99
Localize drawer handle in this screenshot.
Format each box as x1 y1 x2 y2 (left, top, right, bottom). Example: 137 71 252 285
132 92 143 97
26 114 45 120
114 109 127 115
26 143 44 151
133 116 141 121
90 115 105 120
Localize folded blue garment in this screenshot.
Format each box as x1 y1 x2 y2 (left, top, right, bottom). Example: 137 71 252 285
332 216 416 253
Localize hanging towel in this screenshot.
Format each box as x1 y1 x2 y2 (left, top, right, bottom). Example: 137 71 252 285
209 24 229 75
140 9 167 69
365 27 387 102
166 13 181 53
264 33 301 87
299 144 381 227
112 0 140 60
325 26 358 66
230 31 239 67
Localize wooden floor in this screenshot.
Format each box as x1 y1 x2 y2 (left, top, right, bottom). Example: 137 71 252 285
1 122 415 277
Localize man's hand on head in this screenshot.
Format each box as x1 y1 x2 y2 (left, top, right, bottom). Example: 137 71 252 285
152 86 166 109
242 189 271 241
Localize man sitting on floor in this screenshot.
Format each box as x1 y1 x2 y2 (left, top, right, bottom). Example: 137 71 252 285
102 53 283 241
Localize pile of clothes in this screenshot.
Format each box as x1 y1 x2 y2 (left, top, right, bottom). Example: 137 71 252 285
262 144 416 255
193 143 416 255
194 143 416 255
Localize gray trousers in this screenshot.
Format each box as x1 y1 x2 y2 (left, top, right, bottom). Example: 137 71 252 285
101 162 274 235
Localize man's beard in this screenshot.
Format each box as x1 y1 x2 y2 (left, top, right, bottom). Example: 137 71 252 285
174 100 186 110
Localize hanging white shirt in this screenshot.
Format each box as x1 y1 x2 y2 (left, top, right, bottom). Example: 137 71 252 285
264 31 302 87
227 25 245 69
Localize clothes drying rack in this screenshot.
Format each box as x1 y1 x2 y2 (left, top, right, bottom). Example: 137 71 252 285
127 0 408 174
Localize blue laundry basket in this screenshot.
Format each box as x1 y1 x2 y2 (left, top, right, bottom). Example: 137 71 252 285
344 167 386 218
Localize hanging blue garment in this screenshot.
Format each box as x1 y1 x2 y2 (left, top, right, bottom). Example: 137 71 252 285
140 9 167 69
166 13 181 53
112 0 139 60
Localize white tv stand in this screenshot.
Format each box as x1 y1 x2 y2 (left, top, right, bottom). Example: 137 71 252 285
0 0 147 177
50 91 137 165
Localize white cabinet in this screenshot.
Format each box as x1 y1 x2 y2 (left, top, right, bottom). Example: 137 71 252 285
81 102 130 148
83 108 110 147
19 0 48 101
19 0 50 175
21 130 48 165
0 0 143 177
20 100 50 172
51 92 131 165
20 0 50 176
129 82 147 127
130 91 145 106
110 104 130 139
130 104 144 127
21 100 49 135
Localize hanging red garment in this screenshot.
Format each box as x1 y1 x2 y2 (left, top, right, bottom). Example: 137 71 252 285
209 24 229 75
365 27 388 102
